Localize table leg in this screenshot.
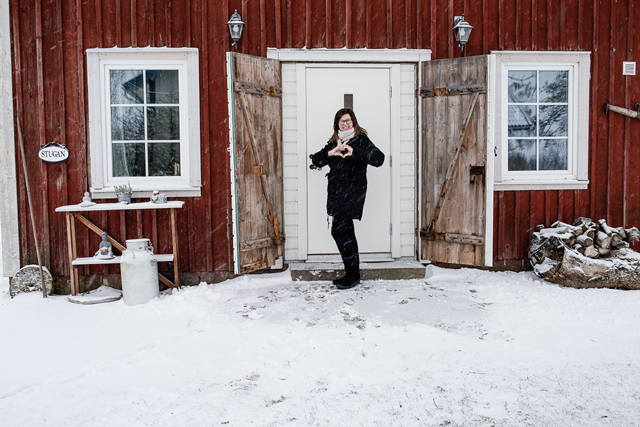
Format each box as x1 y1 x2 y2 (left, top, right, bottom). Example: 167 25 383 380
70 214 79 294
65 213 77 296
170 208 180 288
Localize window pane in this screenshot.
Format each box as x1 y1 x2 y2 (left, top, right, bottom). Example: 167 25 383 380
146 70 179 104
111 106 144 140
344 94 353 109
539 71 568 103
112 143 145 177
508 139 537 171
508 70 537 103
539 139 568 170
110 70 143 104
147 107 180 140
508 105 537 137
148 143 181 176
539 105 568 137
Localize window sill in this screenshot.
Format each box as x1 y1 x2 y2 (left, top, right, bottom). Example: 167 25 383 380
494 180 589 191
91 186 201 199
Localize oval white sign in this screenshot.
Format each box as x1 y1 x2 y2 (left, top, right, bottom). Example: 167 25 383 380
38 145 69 163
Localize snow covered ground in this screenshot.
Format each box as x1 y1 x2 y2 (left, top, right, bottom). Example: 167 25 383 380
1 264 639 426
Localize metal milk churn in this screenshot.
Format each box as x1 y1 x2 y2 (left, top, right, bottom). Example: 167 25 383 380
120 238 159 305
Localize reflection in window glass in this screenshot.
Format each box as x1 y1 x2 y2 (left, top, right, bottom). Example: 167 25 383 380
539 139 568 170
508 139 537 171
508 70 536 103
110 70 144 104
113 143 145 177
146 70 179 104
507 69 569 172
539 105 568 137
147 107 180 140
508 105 537 137
111 106 144 140
539 71 568 103
109 68 181 179
149 143 181 176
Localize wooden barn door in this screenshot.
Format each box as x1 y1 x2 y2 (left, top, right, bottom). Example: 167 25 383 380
227 52 284 274
420 56 491 267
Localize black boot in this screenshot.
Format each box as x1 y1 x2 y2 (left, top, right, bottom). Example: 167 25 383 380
332 257 350 286
330 216 358 287
336 253 360 290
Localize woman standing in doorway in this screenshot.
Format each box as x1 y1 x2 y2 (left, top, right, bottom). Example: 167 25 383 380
310 108 385 289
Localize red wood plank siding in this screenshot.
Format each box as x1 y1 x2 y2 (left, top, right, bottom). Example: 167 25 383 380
9 0 640 276
352 0 366 48
626 0 640 252
310 0 324 48
368 0 385 48
210 2 232 271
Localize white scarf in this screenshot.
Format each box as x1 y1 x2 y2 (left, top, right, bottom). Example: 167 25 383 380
338 128 355 144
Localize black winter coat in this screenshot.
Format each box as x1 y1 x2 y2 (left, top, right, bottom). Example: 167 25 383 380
310 133 385 220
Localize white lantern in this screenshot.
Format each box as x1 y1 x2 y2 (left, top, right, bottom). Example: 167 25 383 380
452 15 473 52
227 10 245 48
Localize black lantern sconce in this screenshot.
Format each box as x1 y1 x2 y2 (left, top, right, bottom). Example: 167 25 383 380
227 10 245 48
452 14 473 52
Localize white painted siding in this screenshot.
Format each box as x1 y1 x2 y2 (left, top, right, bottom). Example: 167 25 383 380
282 62 418 261
0 0 20 277
282 64 300 261
399 64 417 258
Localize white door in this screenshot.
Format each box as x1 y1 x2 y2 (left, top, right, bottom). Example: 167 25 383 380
306 67 392 257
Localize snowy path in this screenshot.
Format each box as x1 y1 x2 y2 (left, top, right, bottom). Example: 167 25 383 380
1 267 639 426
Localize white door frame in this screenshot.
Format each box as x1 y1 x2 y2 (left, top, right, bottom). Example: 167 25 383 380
268 48 432 262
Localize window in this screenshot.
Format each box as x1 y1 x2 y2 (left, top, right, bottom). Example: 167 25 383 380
493 51 590 190
87 48 201 197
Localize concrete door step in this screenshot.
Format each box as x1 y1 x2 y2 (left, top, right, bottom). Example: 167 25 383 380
289 259 426 282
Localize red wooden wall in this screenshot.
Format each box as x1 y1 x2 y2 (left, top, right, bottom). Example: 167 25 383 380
9 0 640 279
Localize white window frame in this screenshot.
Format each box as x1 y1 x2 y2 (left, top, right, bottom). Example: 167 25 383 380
492 51 590 191
87 47 201 198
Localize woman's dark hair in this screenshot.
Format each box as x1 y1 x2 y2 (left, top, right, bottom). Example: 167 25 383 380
330 108 367 142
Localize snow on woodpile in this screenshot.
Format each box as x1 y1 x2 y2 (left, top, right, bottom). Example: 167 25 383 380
529 217 640 290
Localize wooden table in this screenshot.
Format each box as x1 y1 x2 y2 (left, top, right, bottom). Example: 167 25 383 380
55 201 184 295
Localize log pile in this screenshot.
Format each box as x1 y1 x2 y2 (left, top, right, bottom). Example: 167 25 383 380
529 218 640 290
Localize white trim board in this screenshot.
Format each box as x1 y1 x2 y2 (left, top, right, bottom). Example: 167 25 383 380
226 52 241 275
268 48 432 63
0 0 20 277
484 54 497 267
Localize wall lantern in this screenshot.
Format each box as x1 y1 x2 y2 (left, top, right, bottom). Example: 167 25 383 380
227 10 245 48
452 14 473 52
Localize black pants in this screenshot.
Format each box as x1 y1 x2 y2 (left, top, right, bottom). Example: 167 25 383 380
331 216 359 260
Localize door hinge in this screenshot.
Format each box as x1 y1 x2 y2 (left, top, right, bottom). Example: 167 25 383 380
389 224 393 235
494 146 497 157
389 155 392 167
389 86 392 98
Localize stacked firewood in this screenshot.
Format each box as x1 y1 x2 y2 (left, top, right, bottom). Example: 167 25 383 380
530 218 639 263
529 217 640 290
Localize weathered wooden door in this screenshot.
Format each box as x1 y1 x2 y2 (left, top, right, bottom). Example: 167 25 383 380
420 56 492 267
227 52 284 274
